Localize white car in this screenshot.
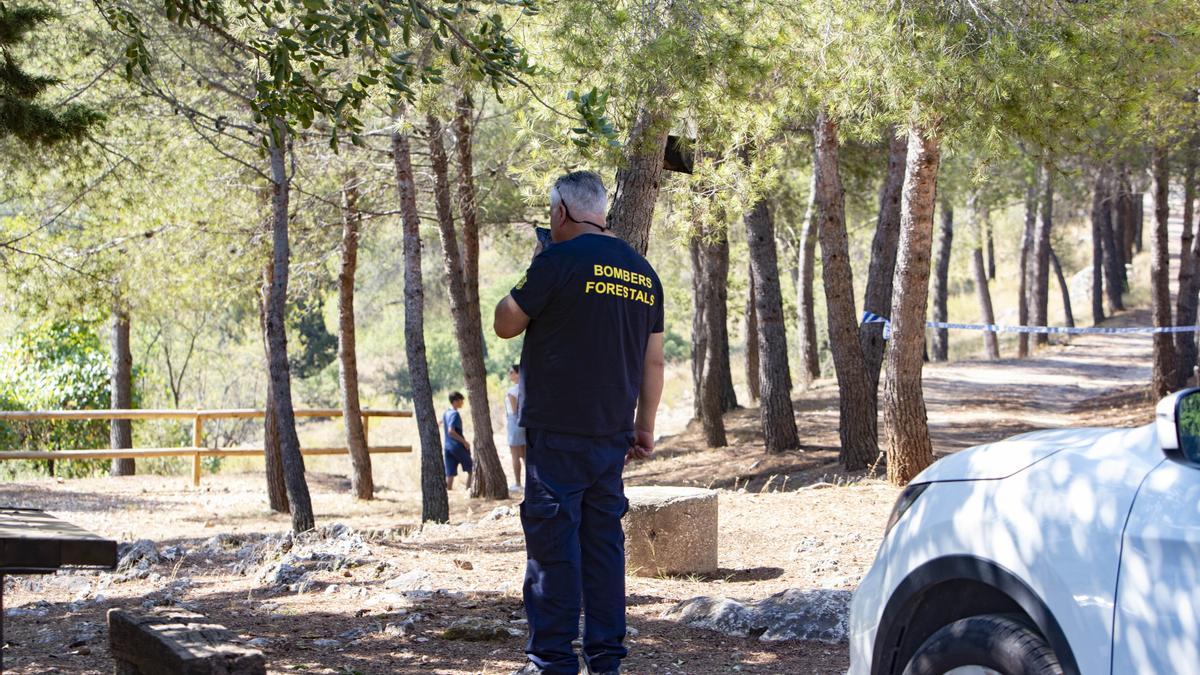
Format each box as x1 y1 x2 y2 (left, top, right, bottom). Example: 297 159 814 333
849 389 1200 675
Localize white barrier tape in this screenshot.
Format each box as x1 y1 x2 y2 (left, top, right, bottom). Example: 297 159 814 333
860 312 1200 339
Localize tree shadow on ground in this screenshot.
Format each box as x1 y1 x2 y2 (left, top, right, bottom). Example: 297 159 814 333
3 573 848 674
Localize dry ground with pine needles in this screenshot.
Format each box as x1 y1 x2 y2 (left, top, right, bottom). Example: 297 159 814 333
0 310 1157 674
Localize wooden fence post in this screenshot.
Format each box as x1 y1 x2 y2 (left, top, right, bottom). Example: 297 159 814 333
362 414 370 447
192 415 203 487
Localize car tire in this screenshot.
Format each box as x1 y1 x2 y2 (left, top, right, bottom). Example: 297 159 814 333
902 614 1063 675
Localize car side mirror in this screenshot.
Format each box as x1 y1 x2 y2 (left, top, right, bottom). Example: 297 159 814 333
1156 388 1200 467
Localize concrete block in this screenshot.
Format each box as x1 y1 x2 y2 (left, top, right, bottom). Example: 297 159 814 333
623 486 718 577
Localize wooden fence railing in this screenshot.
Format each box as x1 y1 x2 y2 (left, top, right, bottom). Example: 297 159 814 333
0 408 413 486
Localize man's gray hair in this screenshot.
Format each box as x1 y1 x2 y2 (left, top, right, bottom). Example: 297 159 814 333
550 171 607 216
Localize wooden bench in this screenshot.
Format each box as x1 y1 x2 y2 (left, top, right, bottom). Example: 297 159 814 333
0 507 117 671
107 609 265 675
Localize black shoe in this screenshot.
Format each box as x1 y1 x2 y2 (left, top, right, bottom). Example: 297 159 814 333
511 662 546 675
584 665 619 675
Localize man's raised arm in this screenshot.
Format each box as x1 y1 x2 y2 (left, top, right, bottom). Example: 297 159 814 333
494 295 530 339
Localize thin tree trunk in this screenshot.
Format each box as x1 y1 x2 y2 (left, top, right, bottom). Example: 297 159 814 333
454 93 482 327
1090 171 1107 325
985 219 996 281
1032 164 1053 346
971 249 999 360
426 114 507 500
814 111 876 469
744 199 799 454
1099 170 1124 312
1134 193 1145 255
930 200 953 361
392 120 449 523
746 270 761 403
970 197 1000 360
1116 169 1133 286
338 176 373 500
1177 133 1199 389
1049 248 1074 328
264 121 315 534
701 226 737 412
109 306 134 476
689 236 707 421
705 234 734 410
696 226 727 446
1151 148 1176 397
1017 166 1038 358
606 104 670 256
884 123 940 486
797 170 822 389
258 279 289 514
861 128 906 393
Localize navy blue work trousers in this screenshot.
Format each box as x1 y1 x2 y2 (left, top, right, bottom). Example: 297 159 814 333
521 427 630 674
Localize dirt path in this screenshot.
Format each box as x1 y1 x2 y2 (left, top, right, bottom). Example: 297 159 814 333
632 304 1158 498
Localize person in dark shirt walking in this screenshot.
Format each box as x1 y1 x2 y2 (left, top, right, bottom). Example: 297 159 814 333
494 171 665 675
442 391 472 491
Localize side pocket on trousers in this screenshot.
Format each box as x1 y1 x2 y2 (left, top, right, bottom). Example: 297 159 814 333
520 500 567 562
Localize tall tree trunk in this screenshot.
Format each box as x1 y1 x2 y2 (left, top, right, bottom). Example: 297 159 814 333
971 248 999 360
970 198 1000 360
985 218 996 281
797 171 822 389
392 121 449 523
744 199 799 453
426 114 507 500
1017 166 1038 358
884 123 940 486
1177 133 1199 389
695 226 727 447
814 111 876 469
337 176 373 500
454 93 482 327
1116 169 1132 287
705 233 734 410
689 236 706 421
264 121 316 534
1090 171 1107 325
1032 164 1053 346
702 226 738 412
1099 170 1125 312
930 200 953 361
1151 148 1176 397
258 278 289 514
861 129 906 392
109 306 134 476
745 270 761 403
1133 193 1145 255
1049 249 1075 328
606 104 670 256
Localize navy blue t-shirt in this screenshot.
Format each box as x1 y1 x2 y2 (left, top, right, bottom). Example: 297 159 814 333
510 234 664 436
442 408 465 454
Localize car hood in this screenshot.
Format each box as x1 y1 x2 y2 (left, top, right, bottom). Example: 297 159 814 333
913 427 1125 483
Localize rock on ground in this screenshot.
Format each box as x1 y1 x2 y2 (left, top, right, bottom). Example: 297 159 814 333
441 617 523 641
662 588 851 643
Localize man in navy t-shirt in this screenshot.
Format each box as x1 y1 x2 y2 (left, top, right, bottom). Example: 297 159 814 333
442 391 472 490
494 171 665 675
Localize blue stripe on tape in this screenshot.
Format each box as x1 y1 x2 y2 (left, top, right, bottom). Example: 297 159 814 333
860 312 1199 336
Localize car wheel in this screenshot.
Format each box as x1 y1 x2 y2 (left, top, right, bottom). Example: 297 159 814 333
902 614 1063 675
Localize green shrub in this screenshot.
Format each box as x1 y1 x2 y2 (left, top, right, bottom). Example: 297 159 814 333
0 320 129 478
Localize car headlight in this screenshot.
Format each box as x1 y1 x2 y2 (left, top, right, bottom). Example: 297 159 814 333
884 482 930 536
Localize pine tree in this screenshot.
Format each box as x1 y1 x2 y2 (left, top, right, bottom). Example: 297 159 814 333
0 4 102 145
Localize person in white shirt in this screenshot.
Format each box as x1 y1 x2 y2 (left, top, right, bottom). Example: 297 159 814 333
505 364 526 493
